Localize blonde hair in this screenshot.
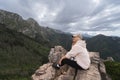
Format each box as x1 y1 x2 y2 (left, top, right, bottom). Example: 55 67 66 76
72 34 83 40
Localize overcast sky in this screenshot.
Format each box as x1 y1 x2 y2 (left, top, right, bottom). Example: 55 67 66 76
0 0 120 36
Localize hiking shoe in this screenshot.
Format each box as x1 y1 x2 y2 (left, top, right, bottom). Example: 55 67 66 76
52 63 60 69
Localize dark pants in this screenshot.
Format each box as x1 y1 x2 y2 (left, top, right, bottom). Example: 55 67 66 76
60 58 84 70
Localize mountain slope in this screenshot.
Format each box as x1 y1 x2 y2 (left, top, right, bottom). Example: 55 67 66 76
86 34 120 61
0 9 72 50
0 23 50 80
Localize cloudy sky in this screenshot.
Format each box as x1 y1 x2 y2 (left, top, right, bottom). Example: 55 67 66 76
0 0 120 36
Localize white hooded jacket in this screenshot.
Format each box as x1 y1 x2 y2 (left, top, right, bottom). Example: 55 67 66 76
65 40 90 69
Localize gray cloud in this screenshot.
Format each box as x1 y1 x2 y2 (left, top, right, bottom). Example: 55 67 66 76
0 0 120 36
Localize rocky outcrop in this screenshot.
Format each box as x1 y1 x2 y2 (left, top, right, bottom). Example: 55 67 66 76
0 9 37 37
105 57 114 62
32 46 111 80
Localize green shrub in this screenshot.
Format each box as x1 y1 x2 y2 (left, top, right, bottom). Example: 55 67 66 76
104 61 120 80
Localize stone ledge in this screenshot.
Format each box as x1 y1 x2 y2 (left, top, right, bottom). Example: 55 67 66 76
32 46 111 80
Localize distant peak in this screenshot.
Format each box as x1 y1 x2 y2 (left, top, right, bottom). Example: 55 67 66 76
26 18 39 25
94 34 107 38
97 34 105 36
0 9 19 16
27 18 37 22
27 18 35 21
0 9 23 20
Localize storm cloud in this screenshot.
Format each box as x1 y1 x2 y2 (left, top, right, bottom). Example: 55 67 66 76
0 0 120 36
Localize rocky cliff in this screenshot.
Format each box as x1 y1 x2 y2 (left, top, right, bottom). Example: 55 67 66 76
0 9 72 49
32 46 111 80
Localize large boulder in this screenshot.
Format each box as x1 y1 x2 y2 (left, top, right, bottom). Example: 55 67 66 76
32 46 111 80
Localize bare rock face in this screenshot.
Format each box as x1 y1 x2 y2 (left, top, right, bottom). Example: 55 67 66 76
32 46 111 80
105 57 114 62
48 46 67 63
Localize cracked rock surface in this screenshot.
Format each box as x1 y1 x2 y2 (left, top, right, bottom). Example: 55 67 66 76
32 46 111 80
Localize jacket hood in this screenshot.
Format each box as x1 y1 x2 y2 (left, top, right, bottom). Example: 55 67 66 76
76 40 86 48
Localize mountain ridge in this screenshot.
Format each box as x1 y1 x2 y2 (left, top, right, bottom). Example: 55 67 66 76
0 9 72 50
0 9 120 80
86 34 120 61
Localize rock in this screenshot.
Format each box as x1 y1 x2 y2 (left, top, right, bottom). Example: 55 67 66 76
32 46 111 80
32 63 56 80
75 52 112 80
105 57 114 62
48 46 67 63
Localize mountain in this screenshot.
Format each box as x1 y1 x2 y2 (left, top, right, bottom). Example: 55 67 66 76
86 34 120 61
0 9 72 50
0 9 72 80
0 23 50 79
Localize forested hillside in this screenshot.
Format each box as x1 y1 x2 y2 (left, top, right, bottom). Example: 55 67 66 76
0 23 50 80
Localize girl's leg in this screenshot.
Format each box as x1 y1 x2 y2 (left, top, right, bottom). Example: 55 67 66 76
60 58 84 70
